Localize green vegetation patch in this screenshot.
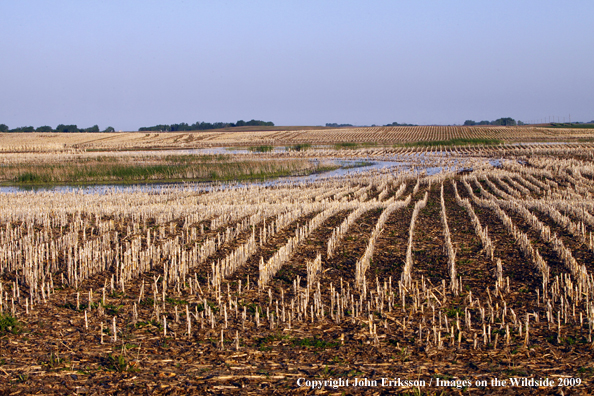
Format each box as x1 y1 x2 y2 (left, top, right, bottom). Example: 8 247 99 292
103 303 123 316
290 336 339 349
248 145 274 152
165 297 188 306
333 142 377 150
286 143 311 151
103 354 135 372
445 307 464 318
16 172 42 183
0 314 22 335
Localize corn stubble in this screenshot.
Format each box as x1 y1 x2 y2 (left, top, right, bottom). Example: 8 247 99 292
1 143 594 393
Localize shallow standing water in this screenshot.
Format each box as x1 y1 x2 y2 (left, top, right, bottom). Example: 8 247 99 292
0 147 493 194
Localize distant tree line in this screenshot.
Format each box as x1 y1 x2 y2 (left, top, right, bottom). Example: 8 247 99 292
327 122 419 127
138 119 274 132
384 122 418 127
325 123 354 127
463 117 523 126
0 124 115 132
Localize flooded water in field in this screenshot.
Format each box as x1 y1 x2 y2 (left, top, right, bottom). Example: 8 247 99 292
0 147 485 194
0 159 411 194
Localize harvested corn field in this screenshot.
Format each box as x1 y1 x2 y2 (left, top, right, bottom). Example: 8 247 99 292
1 144 594 394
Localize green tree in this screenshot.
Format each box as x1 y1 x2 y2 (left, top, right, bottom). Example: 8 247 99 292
246 119 274 126
139 124 170 132
82 125 100 132
36 126 53 132
0 124 8 132
10 126 34 132
170 123 190 131
492 117 516 126
384 122 416 127
463 120 476 126
55 124 79 132
103 126 115 132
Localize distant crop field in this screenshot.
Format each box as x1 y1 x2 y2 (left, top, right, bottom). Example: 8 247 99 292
2 125 594 152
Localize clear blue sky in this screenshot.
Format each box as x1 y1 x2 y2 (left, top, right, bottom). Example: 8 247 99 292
1 0 593 130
